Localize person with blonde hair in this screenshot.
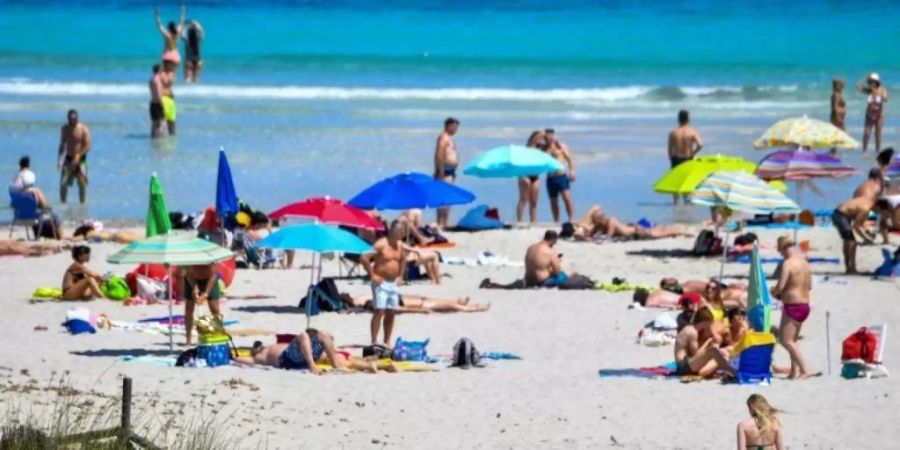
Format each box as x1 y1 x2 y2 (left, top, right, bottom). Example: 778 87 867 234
737 394 784 450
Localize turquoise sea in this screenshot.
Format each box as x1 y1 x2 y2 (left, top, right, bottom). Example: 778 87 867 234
1 1 898 222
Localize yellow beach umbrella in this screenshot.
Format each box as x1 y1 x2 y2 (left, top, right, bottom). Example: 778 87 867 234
653 154 756 195
753 115 859 150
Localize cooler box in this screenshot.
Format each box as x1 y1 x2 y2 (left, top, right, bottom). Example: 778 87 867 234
197 342 231 367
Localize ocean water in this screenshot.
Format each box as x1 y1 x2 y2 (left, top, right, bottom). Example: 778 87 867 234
1 0 898 223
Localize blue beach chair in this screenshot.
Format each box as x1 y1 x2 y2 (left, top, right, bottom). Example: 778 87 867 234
737 343 774 385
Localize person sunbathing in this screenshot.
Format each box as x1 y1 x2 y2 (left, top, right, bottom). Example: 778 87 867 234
71 222 141 244
661 277 747 309
0 239 63 257
61 245 107 300
573 205 692 241
403 243 442 285
341 293 490 314
235 329 347 375
673 307 737 377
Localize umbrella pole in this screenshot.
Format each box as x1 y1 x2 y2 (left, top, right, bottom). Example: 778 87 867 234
166 263 173 353
718 229 730 282
307 252 315 330
826 310 832 376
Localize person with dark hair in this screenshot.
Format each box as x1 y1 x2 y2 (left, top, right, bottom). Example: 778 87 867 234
434 117 460 229
830 78 847 129
10 155 48 208
182 263 223 346
154 5 186 64
149 64 164 138
62 245 106 300
673 307 736 377
159 56 178 136
479 230 568 289
58 109 91 204
858 72 888 153
182 19 204 83
853 168 883 200
833 194 892 273
543 128 576 223
667 109 703 204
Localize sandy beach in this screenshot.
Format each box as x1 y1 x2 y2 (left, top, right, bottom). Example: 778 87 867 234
1 223 898 449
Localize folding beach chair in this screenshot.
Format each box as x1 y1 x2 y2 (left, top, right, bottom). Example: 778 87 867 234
731 331 776 385
338 253 364 278
298 277 345 314
8 190 52 240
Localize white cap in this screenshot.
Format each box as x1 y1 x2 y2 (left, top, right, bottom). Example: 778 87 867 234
20 169 36 188
869 72 881 82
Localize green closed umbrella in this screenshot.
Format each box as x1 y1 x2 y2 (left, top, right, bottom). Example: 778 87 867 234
146 173 172 238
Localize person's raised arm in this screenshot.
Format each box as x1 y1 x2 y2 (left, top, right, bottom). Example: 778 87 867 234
177 5 186 32
736 423 746 450
154 7 166 35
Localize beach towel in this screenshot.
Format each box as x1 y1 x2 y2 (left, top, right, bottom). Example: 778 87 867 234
122 355 177 367
480 352 522 360
733 255 840 265
31 287 63 300
596 282 657 292
598 362 678 379
445 251 524 268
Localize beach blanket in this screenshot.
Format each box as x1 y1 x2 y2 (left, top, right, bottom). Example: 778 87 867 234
445 251 524 268
122 355 177 367
596 282 657 293
733 255 840 265
598 362 678 379
481 352 522 360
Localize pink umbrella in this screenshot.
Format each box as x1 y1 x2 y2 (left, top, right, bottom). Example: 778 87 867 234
269 196 384 230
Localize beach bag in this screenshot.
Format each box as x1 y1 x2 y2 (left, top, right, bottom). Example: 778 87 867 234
450 338 483 368
392 337 430 362
362 344 393 359
100 275 131 300
559 274 596 290
842 327 878 363
733 233 758 246
559 222 575 239
136 275 167 301
692 230 716 256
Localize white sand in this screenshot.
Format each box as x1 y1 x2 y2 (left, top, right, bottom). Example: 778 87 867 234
1 224 899 449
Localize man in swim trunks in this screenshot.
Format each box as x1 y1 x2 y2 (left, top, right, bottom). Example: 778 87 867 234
236 329 341 375
832 195 891 274
853 168 883 200
360 220 407 346
857 72 888 153
183 263 222 346
673 307 736 377
544 128 576 223
57 109 91 204
524 230 568 287
182 19 204 83
149 64 164 138
160 56 178 136
770 235 812 379
668 110 703 205
434 117 460 229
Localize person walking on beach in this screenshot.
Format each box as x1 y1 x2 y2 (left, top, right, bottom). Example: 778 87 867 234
544 128 575 223
517 130 545 225
148 64 164 138
858 72 888 153
737 394 784 450
434 117 460 229
360 221 407 346
771 235 813 379
154 5 185 65
160 55 178 136
667 110 703 205
830 78 847 155
182 19 204 83
58 109 91 204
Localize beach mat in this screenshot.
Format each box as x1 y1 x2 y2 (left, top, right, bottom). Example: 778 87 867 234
733 255 840 265
599 362 677 379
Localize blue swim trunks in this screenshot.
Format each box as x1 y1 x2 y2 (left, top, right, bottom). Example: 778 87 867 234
278 334 325 370
442 166 457 178
546 174 570 197
542 271 569 288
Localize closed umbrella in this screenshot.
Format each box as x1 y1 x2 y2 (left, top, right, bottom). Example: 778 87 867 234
463 144 563 178
691 170 801 280
747 243 773 333
216 148 240 226
108 234 234 352
269 196 384 230
753 115 859 150
348 172 475 211
145 174 172 238
653 154 757 196
755 149 856 181
256 223 373 327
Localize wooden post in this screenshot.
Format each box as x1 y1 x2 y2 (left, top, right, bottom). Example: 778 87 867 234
121 377 132 436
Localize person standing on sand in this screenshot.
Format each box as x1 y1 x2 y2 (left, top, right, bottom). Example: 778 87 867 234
857 72 888 153
434 117 460 229
517 130 545 225
667 110 703 205
182 19 204 83
148 64 164 138
544 128 576 223
154 5 186 65
360 221 407 346
830 78 847 155
832 195 891 273
770 235 813 380
58 109 91 204
183 263 223 346
737 394 784 450
159 55 178 136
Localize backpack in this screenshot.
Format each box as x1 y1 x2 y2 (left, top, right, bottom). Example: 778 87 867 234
362 344 393 359
733 232 758 246
841 327 879 363
100 275 132 300
450 338 483 368
559 222 575 239
559 274 596 290
392 337 430 361
692 230 722 256
298 278 344 313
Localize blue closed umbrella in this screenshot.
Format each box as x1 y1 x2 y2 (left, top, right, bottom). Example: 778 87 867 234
463 144 563 178
348 172 475 210
216 149 239 221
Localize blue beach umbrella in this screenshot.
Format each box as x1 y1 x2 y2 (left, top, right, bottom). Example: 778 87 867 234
257 223 373 326
747 243 773 332
348 172 476 210
463 144 563 178
216 148 239 222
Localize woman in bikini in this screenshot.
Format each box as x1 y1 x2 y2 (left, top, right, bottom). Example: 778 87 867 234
154 5 186 64
736 394 784 450
858 72 888 153
62 245 106 300
516 130 545 225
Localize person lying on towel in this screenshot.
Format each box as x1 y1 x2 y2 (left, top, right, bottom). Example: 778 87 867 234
572 205 693 241
234 329 389 375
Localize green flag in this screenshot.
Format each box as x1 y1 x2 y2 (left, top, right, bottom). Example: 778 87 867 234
145 174 172 238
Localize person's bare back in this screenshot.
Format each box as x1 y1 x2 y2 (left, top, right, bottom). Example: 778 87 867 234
775 255 811 304
668 125 702 159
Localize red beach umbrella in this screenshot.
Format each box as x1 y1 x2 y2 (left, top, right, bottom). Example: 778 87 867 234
269 196 385 230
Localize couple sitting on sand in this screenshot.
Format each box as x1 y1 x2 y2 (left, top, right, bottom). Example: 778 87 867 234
569 205 693 241
235 328 397 375
479 230 591 289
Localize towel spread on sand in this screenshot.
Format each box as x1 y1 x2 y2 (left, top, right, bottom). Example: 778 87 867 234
596 282 657 292
444 251 524 268
733 255 840 264
598 362 678 379
122 355 177 366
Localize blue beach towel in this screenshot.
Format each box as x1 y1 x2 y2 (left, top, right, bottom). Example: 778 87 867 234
598 361 678 379
733 255 839 265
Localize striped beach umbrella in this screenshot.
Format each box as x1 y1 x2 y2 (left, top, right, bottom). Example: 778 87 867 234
691 170 801 215
653 154 756 195
755 149 857 181
753 115 859 150
886 155 900 177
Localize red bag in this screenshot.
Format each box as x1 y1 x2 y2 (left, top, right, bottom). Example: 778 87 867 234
841 327 878 363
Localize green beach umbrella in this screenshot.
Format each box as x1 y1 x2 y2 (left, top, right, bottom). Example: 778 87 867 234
145 173 172 238
653 154 756 195
747 243 773 333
